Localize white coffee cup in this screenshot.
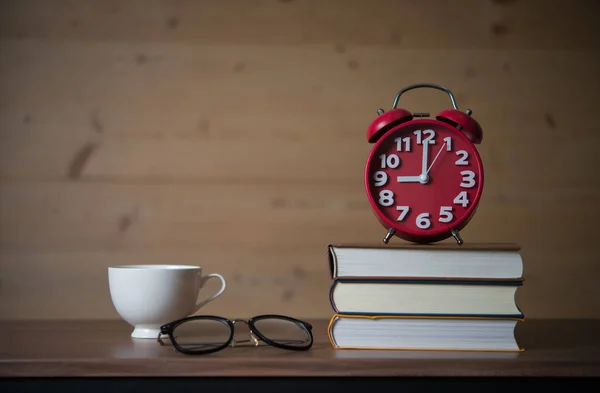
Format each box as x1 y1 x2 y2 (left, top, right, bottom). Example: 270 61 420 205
108 264 226 339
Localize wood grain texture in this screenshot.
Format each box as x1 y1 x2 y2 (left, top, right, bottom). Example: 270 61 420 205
1 42 599 183
1 319 600 377
0 0 599 320
0 0 599 49
0 249 334 319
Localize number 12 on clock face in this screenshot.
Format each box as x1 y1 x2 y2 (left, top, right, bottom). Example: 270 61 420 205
364 122 484 244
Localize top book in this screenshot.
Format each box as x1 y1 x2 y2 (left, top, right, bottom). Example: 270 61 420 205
327 243 523 281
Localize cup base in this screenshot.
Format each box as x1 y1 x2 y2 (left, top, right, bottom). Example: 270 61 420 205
131 326 167 339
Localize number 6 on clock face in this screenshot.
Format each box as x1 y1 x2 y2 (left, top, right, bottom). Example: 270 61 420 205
364 119 484 244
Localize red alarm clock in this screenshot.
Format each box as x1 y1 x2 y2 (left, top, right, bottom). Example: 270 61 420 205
364 83 484 245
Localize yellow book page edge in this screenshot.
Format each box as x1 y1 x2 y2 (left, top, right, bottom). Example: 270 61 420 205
327 314 525 352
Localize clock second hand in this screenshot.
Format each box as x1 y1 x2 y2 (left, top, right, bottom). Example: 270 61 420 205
426 141 447 175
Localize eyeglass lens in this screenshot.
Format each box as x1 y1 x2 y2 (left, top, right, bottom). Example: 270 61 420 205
171 318 231 352
252 317 311 348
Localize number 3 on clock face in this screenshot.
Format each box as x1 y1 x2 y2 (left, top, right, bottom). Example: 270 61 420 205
364 120 484 244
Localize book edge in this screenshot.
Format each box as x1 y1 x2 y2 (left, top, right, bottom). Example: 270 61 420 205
328 313 525 352
328 242 522 251
330 280 524 318
327 245 338 279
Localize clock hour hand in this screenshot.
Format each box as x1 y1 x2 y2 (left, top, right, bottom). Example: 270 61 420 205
397 176 421 183
397 175 429 184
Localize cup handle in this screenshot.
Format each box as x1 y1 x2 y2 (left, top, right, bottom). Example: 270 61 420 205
195 273 227 312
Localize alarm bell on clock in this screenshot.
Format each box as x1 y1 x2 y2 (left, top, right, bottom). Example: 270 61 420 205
364 83 484 246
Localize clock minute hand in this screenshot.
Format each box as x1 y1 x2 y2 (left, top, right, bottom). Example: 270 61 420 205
421 141 429 176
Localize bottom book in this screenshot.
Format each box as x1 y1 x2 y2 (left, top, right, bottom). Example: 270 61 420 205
328 314 524 352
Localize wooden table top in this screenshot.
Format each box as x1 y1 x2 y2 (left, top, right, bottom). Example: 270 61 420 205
0 318 599 377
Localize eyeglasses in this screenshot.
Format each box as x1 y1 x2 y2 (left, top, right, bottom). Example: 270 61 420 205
157 314 313 355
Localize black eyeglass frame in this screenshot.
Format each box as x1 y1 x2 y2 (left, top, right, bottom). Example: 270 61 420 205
158 314 314 355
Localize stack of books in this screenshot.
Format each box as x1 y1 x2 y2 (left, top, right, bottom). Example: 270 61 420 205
326 242 525 352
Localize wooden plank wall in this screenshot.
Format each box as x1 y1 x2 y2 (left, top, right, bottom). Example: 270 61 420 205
0 0 599 320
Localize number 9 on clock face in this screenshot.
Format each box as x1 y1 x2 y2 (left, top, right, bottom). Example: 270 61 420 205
364 119 484 244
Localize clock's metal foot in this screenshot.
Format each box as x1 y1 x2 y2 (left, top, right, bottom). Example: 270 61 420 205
451 229 463 245
383 228 396 244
